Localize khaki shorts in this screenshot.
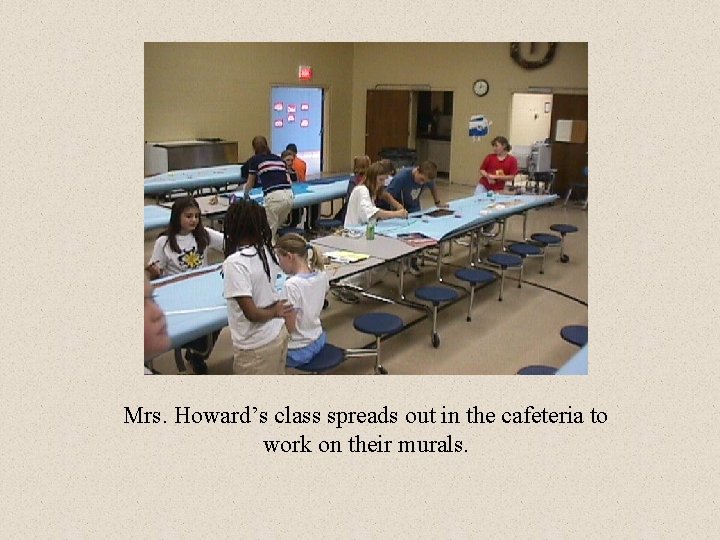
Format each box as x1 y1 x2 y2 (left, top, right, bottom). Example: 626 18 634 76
264 188 294 241
233 326 289 375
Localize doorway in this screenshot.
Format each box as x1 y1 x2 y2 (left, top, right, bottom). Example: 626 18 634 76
365 89 454 179
270 86 324 175
509 92 587 195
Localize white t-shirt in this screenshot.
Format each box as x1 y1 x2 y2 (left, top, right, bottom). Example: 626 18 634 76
281 272 329 349
149 229 224 276
223 246 284 350
344 184 379 227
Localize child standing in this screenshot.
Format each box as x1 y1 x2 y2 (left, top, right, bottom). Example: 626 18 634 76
243 135 294 243
274 233 330 368
146 196 224 374
223 200 294 375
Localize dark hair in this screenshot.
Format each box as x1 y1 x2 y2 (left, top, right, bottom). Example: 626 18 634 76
285 143 298 154
159 196 209 254
491 136 512 152
378 159 396 176
223 199 278 282
252 136 270 155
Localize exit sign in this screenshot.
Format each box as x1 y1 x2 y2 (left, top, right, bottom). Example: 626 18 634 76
298 65 313 81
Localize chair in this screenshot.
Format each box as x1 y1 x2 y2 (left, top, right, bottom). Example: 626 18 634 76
351 312 404 374
564 166 588 209
454 268 496 322
549 224 578 263
517 365 558 375
486 252 523 301
508 242 545 274
293 343 345 374
415 286 460 347
530 233 562 264
560 325 588 347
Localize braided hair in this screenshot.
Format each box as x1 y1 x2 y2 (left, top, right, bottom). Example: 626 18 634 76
223 199 278 282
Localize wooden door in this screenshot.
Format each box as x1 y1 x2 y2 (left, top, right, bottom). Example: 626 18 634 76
549 94 588 196
365 90 410 161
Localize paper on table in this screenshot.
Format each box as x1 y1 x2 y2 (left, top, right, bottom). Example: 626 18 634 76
324 251 370 264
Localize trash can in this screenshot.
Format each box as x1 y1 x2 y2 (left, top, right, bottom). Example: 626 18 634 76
378 147 417 170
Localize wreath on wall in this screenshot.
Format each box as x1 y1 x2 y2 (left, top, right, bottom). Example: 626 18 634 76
510 42 557 70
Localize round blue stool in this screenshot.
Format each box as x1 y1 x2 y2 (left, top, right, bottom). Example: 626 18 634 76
353 313 404 374
508 242 545 275
487 252 523 301
560 325 588 347
530 233 562 265
293 343 345 374
454 268 496 322
517 365 558 375
550 224 579 263
415 286 460 347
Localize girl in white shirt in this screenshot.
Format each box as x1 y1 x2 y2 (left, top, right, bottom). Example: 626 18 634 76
146 196 224 374
146 196 224 278
223 200 294 375
344 162 407 227
274 233 330 368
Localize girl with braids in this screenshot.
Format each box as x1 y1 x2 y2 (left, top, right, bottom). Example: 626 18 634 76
222 200 294 374
274 233 330 368
146 196 224 374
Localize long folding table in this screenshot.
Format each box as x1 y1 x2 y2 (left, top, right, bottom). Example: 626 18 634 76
143 174 353 231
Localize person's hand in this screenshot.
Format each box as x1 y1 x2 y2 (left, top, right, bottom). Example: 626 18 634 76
396 209 409 219
146 262 162 280
273 299 295 318
437 202 449 209
479 169 488 177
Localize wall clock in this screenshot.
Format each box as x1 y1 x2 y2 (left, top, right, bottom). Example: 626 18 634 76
473 79 489 97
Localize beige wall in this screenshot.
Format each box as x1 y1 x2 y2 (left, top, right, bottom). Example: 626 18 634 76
510 93 553 146
351 42 587 185
145 42 587 183
145 43 354 172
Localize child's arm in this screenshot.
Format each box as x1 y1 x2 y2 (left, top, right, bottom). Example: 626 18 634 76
283 309 298 333
380 190 404 211
146 237 166 279
207 228 225 252
243 173 256 200
374 208 408 220
428 182 447 208
234 297 293 323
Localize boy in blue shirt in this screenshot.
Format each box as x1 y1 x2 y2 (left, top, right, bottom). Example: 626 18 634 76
385 161 448 275
385 160 446 214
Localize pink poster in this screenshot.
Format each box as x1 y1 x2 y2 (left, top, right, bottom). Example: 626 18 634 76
287 104 296 113
300 119 309 128
274 119 283 128
300 103 309 111
287 114 295 123
273 102 283 112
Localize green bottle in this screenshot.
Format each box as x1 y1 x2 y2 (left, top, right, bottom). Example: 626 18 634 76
366 217 376 240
